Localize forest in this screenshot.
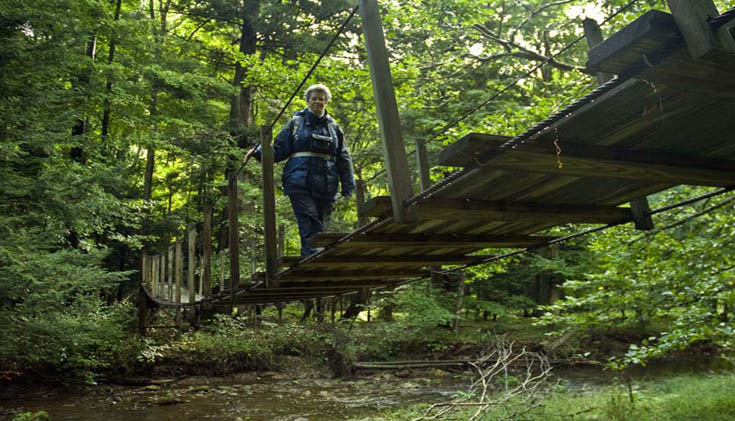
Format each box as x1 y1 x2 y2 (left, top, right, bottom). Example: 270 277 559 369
2 0 735 419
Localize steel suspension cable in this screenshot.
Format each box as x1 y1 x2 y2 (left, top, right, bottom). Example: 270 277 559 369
436 185 735 275
229 4 359 182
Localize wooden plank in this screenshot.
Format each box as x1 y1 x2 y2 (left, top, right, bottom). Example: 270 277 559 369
585 17 654 231
438 133 511 167
309 232 558 249
278 280 402 289
252 270 428 282
280 254 505 267
261 125 279 287
492 142 735 187
442 134 735 187
360 196 632 223
359 0 415 223
587 10 683 76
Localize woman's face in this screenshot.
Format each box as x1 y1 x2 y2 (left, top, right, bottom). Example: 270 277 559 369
307 91 329 115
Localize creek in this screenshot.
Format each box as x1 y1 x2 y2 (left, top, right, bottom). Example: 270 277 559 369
2 356 732 421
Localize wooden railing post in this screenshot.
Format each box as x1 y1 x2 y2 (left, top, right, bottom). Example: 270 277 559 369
359 0 416 223
167 246 174 302
203 205 213 298
415 139 431 191
584 18 654 231
355 178 369 228
261 125 279 287
159 251 166 300
668 0 735 63
175 239 183 330
187 225 196 304
151 255 158 297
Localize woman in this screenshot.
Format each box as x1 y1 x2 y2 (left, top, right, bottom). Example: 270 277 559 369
247 84 355 256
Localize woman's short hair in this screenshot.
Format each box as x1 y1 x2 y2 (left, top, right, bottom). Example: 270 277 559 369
305 84 332 102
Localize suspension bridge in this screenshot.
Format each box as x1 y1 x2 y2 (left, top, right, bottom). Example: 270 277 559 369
138 0 735 329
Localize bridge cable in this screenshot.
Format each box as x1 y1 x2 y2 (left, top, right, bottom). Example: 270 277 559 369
229 4 359 182
435 185 735 275
361 0 641 187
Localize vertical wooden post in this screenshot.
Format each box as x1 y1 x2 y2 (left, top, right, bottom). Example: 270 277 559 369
359 0 415 223
188 225 196 304
454 272 465 334
582 18 614 85
278 224 285 259
203 206 213 298
198 257 204 296
159 251 166 299
415 139 431 191
141 253 148 289
261 125 279 287
228 170 240 295
355 179 369 228
668 0 735 62
584 18 653 231
175 239 183 330
151 255 158 297
167 246 174 302
175 240 183 304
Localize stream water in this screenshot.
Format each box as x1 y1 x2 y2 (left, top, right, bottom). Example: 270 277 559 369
2 357 733 420
0 370 471 421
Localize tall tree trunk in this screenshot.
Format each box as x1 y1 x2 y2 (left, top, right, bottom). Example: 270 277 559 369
142 0 171 203
101 0 123 154
226 2 259 290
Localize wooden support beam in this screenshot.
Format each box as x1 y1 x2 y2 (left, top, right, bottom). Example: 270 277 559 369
175 240 182 304
227 171 240 297
280 254 500 267
187 225 196 304
586 10 735 96
584 18 653 231
252 269 428 282
278 280 402 289
167 246 174 302
360 196 632 224
440 133 735 187
583 18 614 84
203 205 213 298
355 178 369 228
261 125 279 287
415 139 431 191
309 232 558 249
668 0 735 63
438 133 511 168
359 0 415 223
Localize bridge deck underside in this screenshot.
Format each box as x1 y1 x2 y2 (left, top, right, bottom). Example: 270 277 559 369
229 9 735 305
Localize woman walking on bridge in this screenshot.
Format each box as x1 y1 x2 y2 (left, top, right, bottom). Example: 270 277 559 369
246 84 355 256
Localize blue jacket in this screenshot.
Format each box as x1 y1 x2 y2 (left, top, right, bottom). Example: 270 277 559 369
257 109 355 200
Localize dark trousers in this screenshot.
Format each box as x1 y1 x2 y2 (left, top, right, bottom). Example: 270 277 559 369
288 193 334 256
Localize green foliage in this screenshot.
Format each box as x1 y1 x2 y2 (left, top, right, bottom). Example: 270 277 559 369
0 301 141 384
538 187 735 367
391 285 458 331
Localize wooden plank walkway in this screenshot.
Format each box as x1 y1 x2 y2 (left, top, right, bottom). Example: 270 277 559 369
233 8 735 305
138 6 735 309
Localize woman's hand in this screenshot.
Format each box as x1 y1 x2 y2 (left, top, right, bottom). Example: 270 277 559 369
243 147 258 165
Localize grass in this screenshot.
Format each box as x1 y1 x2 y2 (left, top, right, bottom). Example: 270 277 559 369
361 372 735 421
538 372 735 420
